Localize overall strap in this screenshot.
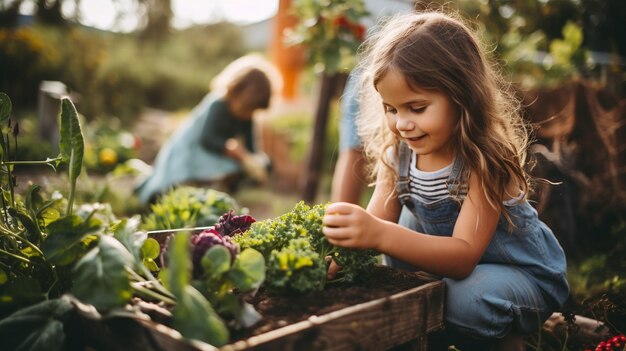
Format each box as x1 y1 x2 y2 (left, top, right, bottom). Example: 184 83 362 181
446 154 467 199
395 143 412 196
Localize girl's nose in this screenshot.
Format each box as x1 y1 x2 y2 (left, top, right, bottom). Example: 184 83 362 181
396 117 415 132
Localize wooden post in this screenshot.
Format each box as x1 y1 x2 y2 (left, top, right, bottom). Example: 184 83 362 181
37 80 67 153
302 73 346 203
270 0 305 100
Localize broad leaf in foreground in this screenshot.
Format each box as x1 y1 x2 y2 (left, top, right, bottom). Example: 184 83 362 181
0 295 73 351
58 98 84 216
72 236 133 311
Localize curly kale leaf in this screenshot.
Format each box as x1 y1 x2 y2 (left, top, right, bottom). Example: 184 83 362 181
233 201 377 293
266 238 326 293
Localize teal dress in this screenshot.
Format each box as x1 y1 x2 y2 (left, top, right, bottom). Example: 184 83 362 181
135 93 254 203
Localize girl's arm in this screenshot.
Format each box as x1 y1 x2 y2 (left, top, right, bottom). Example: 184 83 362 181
323 169 500 279
200 99 231 153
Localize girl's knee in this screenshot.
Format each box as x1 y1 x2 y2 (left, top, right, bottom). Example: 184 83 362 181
445 287 511 337
443 268 550 338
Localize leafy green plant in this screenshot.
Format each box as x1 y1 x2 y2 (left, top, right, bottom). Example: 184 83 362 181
82 117 140 173
287 0 369 73
0 93 93 316
233 201 377 293
142 186 241 231
568 221 626 300
0 92 234 349
159 232 230 346
192 234 265 328
0 93 157 320
157 211 266 330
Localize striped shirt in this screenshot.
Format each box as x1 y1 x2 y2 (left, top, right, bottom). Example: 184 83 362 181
408 152 467 203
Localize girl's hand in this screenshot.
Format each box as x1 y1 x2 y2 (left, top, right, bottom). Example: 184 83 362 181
322 202 382 250
225 138 247 160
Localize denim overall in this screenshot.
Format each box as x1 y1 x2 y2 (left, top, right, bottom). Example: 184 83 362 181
389 143 569 338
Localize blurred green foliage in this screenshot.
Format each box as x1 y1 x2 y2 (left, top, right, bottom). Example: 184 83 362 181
141 186 241 231
0 22 247 121
288 0 369 73
424 0 625 96
567 221 626 300
82 117 141 174
11 112 140 174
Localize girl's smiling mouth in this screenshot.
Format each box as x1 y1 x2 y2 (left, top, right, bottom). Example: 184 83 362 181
406 134 427 143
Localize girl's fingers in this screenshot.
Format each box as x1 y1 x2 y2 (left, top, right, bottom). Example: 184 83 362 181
322 226 352 240
326 202 357 214
327 260 342 279
322 213 347 227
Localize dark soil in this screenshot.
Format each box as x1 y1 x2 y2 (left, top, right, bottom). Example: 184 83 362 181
230 265 432 341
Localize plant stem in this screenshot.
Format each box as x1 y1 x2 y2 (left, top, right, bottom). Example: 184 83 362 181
0 193 9 226
4 157 62 166
130 282 176 305
4 132 14 208
127 266 175 300
0 248 30 263
1 230 45 256
138 265 176 299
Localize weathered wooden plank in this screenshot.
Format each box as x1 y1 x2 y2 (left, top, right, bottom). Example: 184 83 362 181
220 280 445 351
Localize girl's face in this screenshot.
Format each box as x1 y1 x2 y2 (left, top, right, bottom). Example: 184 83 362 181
377 69 459 171
228 87 265 120
228 97 256 120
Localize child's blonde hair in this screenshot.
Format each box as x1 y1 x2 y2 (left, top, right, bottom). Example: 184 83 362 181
211 54 283 111
357 11 530 217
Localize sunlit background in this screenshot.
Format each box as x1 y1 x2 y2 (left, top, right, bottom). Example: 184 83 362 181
13 0 280 30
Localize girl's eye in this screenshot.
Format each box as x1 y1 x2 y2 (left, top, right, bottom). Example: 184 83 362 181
410 106 426 113
383 106 397 114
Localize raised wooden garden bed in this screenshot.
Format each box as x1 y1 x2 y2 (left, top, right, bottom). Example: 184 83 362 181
220 279 445 351
144 228 446 351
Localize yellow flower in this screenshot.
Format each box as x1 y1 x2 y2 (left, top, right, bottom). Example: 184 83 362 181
98 148 118 166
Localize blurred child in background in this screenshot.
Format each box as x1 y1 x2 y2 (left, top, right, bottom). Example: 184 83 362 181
135 55 281 204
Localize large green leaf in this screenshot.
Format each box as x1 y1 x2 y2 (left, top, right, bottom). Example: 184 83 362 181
165 233 229 346
201 246 231 281
41 215 101 266
111 217 162 272
140 237 160 272
111 216 144 261
72 235 133 311
228 248 265 292
173 286 229 347
0 295 73 351
0 277 46 313
166 232 191 298
58 98 84 215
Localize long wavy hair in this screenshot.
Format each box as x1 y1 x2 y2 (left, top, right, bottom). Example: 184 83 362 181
356 11 530 220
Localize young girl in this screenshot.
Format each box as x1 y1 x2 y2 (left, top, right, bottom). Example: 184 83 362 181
322 11 569 350
135 55 281 204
